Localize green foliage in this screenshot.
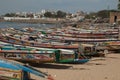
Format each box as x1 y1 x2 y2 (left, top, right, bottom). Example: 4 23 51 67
97 10 109 18
118 3 120 10
56 10 66 18
44 10 66 18
4 13 16 17
85 10 111 19
44 12 55 18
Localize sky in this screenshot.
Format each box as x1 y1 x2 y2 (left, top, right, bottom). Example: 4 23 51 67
0 0 118 14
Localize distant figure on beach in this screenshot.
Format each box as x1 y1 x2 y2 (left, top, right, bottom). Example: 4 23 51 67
103 49 108 57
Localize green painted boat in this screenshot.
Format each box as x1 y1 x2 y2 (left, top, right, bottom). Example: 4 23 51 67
0 43 89 64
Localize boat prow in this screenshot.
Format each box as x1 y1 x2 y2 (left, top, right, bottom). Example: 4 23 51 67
0 58 54 80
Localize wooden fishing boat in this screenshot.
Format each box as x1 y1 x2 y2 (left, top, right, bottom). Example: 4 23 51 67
44 27 119 42
65 31 118 35
46 28 118 37
47 31 118 39
0 58 54 80
46 36 118 42
0 44 89 64
0 46 58 63
58 49 89 64
105 41 120 52
0 35 79 49
78 43 106 57
47 34 107 39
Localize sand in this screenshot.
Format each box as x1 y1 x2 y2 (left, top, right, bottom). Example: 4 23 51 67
31 53 120 80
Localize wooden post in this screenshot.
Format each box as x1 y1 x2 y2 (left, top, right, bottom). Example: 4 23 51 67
118 26 120 40
78 43 83 54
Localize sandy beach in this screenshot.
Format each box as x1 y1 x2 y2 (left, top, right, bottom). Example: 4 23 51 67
31 53 120 80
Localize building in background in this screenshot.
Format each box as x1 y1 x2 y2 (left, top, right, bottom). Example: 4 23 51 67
109 0 120 24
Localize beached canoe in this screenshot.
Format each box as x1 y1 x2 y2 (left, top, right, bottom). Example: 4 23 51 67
0 44 89 64
0 58 54 80
0 35 79 49
59 59 89 64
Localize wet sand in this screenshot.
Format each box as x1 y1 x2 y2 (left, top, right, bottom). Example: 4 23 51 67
31 53 120 80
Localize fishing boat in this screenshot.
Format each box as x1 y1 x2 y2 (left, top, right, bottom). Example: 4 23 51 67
0 44 89 64
46 35 118 42
46 27 119 39
0 46 58 63
0 34 79 49
0 58 54 80
105 41 120 52
47 31 118 39
78 43 106 57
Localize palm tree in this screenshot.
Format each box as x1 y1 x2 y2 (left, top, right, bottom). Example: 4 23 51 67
118 0 120 10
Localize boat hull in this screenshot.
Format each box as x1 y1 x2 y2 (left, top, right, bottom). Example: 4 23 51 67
59 59 89 64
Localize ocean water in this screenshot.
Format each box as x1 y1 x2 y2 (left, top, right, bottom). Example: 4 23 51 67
0 22 57 29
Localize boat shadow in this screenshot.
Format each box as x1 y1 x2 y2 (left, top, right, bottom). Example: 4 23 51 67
85 62 106 66
107 57 120 59
29 63 72 69
69 67 90 70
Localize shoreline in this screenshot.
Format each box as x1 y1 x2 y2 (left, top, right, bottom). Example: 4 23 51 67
0 19 67 24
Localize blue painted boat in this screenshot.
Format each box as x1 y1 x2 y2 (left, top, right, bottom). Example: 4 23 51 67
0 59 54 80
73 59 89 64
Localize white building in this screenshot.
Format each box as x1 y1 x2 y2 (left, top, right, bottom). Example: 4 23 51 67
3 17 31 21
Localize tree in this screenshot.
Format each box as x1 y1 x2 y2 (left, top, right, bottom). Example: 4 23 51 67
4 13 16 17
44 10 66 18
97 10 109 18
44 11 56 18
44 12 53 18
118 0 120 10
56 10 66 18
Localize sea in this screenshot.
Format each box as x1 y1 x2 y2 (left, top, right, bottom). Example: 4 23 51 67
0 22 58 29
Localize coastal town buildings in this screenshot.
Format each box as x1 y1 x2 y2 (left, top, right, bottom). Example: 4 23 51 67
2 10 86 22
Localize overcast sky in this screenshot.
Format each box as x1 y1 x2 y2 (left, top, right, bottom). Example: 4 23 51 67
0 0 118 14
